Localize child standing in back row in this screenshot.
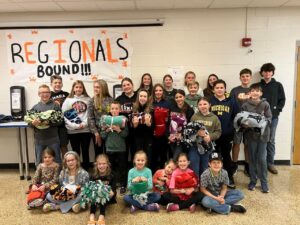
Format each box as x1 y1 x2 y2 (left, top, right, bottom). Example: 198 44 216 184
189 97 222 178
29 84 62 165
210 80 239 188
100 101 128 195
241 83 272 193
230 68 252 176
62 80 92 170
185 81 202 113
50 75 69 158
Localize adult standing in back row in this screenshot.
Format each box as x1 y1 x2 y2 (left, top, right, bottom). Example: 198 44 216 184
257 63 285 174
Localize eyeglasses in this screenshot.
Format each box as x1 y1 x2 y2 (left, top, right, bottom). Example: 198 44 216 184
66 158 76 162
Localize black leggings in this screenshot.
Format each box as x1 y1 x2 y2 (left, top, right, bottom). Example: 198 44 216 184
68 132 92 170
90 198 116 216
215 134 234 178
90 203 107 216
151 136 169 171
162 192 203 209
92 134 105 158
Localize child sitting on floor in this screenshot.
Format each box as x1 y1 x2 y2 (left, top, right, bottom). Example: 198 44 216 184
27 148 60 209
152 159 176 205
124 150 161 213
200 152 246 215
163 153 203 213
86 154 116 225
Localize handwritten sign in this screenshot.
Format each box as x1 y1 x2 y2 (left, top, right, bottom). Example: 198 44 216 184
6 28 132 83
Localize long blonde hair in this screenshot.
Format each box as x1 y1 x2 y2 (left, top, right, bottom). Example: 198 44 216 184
93 154 111 178
93 79 112 110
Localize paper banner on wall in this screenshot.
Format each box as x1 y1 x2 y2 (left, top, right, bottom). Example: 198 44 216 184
167 66 185 89
6 28 132 84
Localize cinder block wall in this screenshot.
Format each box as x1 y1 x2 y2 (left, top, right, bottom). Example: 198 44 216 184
0 8 297 163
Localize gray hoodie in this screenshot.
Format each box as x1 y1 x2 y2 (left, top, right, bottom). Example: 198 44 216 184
241 98 272 142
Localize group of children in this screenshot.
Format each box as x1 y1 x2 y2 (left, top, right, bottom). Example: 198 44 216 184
26 62 286 223
29 147 246 225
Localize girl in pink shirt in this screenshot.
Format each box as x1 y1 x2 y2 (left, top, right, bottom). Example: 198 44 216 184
162 153 203 212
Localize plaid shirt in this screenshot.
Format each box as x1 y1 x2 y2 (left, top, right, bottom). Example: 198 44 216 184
200 168 229 196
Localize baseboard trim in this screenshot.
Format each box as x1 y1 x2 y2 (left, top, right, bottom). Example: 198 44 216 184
0 163 36 169
0 160 292 169
237 160 290 166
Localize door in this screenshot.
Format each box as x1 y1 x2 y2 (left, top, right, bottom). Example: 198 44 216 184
293 46 300 164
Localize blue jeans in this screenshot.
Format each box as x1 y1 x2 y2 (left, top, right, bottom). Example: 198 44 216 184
201 189 244 215
123 192 161 210
188 147 209 179
247 139 268 185
170 143 183 160
267 118 278 166
35 142 61 165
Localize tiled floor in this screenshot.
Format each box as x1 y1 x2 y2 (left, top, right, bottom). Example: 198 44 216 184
0 166 299 225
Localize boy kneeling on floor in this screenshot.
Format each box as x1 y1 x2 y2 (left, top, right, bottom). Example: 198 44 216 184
200 152 246 215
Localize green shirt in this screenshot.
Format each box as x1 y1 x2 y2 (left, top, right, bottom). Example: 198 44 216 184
127 167 153 192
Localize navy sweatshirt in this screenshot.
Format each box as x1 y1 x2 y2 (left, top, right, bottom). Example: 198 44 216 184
210 95 238 136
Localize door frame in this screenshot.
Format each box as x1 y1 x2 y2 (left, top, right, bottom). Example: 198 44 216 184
292 43 300 164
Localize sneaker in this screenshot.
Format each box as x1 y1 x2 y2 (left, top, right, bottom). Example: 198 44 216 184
166 203 179 212
189 204 196 213
43 203 57 212
130 205 138 214
72 203 81 213
146 203 160 212
244 163 249 177
120 186 127 195
228 177 236 189
231 204 247 213
248 181 256 191
268 165 278 174
261 183 269 193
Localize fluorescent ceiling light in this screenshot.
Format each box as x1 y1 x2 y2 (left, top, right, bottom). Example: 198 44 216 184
0 18 164 29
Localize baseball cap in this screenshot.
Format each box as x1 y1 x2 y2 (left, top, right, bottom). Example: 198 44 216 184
209 152 223 162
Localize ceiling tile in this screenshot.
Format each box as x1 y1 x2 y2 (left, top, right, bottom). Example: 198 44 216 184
96 1 135 10
281 0 300 7
136 0 174 10
210 0 252 8
0 3 25 12
248 0 288 7
174 0 212 9
17 2 63 11
56 1 102 11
